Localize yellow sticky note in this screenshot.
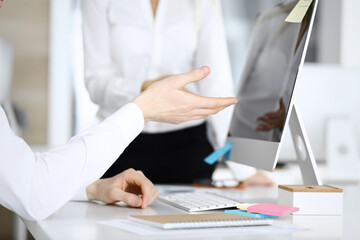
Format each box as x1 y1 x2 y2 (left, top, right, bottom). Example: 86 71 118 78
237 203 258 211
285 0 313 23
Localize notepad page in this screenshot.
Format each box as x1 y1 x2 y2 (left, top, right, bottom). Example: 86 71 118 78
129 213 272 229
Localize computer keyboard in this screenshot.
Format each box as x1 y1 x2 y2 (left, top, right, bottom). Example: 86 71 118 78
158 192 241 212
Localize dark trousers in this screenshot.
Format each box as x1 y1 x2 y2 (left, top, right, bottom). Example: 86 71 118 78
102 123 216 183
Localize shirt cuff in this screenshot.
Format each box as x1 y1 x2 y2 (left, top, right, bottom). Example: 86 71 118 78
79 102 145 188
111 102 144 127
72 186 89 201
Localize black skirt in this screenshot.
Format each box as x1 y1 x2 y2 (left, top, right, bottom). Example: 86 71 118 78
102 123 216 183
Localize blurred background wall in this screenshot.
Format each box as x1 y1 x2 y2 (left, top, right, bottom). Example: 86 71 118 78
0 0 49 145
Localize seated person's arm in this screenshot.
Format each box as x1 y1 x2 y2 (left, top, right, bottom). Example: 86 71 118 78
0 67 237 221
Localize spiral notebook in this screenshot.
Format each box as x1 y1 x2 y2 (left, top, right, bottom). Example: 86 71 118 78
128 213 272 230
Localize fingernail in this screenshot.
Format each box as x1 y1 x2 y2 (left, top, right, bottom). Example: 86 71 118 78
200 66 210 75
133 198 142 207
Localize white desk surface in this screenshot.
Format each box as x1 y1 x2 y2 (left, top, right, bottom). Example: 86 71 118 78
23 184 360 240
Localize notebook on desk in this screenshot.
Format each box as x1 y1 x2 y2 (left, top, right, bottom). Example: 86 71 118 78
128 213 272 230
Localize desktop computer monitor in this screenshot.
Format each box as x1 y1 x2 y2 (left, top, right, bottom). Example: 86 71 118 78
227 0 320 180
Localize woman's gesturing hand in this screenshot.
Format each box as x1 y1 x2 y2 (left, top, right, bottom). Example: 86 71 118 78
132 66 238 124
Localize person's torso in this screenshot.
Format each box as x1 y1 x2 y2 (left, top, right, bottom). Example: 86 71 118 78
105 0 205 133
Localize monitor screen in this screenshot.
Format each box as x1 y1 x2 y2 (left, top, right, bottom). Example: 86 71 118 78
229 0 315 143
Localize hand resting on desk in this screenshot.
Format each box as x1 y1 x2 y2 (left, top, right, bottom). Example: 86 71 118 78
86 169 159 209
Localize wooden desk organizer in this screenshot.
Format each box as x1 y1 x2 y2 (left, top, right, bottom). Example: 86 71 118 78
278 185 343 215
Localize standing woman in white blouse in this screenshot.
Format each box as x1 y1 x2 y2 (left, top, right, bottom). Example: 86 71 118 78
82 0 235 183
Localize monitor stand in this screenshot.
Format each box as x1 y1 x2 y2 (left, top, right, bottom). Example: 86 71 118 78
288 103 322 185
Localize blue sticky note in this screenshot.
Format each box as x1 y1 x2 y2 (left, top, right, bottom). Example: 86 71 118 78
204 141 232 165
225 209 278 219
224 149 231 160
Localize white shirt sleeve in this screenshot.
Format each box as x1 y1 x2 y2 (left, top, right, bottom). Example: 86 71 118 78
194 0 235 149
0 103 144 221
82 0 144 113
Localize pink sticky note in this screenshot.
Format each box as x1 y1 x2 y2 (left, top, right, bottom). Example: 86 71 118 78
247 203 299 217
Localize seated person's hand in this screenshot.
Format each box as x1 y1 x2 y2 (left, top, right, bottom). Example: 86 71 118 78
256 98 286 131
241 172 275 187
86 169 159 209
132 66 238 124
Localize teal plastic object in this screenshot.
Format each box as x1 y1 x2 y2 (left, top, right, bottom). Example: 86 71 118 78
225 209 278 219
204 141 232 165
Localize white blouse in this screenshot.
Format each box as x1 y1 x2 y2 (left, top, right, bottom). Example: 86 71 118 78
82 0 234 148
0 103 144 220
